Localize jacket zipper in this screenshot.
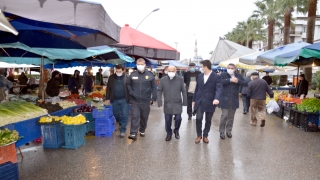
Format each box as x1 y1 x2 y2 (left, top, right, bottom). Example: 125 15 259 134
140 72 142 103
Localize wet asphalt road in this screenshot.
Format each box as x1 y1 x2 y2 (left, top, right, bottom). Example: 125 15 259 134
17 103 320 180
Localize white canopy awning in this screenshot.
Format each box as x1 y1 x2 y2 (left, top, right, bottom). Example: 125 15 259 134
0 9 18 35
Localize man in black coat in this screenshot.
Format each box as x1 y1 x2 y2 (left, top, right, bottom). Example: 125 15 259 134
106 65 130 138
46 70 61 97
219 63 248 139
184 62 201 120
295 74 309 98
192 60 222 144
239 72 252 114
262 72 273 85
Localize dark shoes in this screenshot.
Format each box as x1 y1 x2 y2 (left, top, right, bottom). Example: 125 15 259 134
140 132 145 137
203 137 209 143
165 136 172 141
195 136 202 144
128 134 137 140
227 132 232 138
188 115 192 120
174 132 180 139
243 111 247 114
260 120 266 127
220 133 225 139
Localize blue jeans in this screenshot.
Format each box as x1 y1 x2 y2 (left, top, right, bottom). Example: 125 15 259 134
164 114 182 136
112 99 129 133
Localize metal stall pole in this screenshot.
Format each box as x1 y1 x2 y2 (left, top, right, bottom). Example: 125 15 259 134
41 57 44 100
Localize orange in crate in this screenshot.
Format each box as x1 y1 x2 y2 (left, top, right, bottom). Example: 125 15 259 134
0 143 17 164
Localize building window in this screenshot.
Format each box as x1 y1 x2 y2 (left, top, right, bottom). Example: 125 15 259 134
303 26 307 33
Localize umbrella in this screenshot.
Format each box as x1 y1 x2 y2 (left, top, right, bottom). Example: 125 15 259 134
166 60 189 69
210 38 255 64
0 0 120 45
256 42 310 65
111 24 179 60
0 42 122 64
239 51 266 65
0 9 18 35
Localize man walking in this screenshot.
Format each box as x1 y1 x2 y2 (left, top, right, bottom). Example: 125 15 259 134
106 65 130 138
184 62 201 120
239 72 252 114
219 63 248 139
157 66 187 141
192 60 222 144
127 58 157 140
247 72 274 127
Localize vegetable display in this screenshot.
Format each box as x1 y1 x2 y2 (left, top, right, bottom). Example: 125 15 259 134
36 102 63 113
39 116 62 124
61 115 86 125
294 98 320 113
0 101 48 127
58 101 77 109
0 128 22 146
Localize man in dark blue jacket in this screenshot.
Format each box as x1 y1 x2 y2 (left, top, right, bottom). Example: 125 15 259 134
127 58 157 140
192 60 222 144
219 63 248 139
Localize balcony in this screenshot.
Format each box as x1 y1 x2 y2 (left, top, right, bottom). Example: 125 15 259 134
290 31 303 36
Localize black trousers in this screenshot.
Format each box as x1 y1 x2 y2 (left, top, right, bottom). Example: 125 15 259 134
187 93 194 116
195 104 213 137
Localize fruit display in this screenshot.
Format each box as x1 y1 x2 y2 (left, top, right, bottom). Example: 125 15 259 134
66 99 86 105
59 101 77 109
72 104 93 113
0 128 22 146
36 101 63 113
266 91 281 104
294 98 320 113
39 116 63 124
61 115 86 125
66 94 79 99
0 101 48 127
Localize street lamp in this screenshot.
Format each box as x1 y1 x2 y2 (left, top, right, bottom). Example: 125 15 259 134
174 42 178 60
136 8 160 29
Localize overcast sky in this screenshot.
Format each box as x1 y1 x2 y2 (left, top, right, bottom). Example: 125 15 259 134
97 0 261 60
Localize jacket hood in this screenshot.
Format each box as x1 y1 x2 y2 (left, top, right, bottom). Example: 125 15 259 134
51 71 60 79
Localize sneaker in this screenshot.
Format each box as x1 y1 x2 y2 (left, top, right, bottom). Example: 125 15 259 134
128 134 137 140
120 132 125 138
140 132 145 137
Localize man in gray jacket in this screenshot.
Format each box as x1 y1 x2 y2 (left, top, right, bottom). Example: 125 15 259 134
127 58 157 140
157 66 187 141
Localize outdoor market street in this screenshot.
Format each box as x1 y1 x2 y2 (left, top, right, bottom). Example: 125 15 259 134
17 103 320 180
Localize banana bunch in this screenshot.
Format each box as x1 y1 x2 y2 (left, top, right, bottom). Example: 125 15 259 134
61 115 86 125
39 116 62 123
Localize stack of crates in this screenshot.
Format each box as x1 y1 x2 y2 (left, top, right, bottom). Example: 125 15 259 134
92 106 115 137
0 143 19 180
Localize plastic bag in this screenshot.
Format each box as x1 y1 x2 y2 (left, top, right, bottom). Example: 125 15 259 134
266 99 280 114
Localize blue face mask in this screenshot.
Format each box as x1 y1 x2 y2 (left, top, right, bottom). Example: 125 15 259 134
190 68 195 72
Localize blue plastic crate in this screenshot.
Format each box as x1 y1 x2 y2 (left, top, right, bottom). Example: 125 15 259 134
70 112 93 121
62 124 86 149
95 117 115 129
41 124 65 149
95 117 115 137
92 106 113 118
85 121 95 133
0 162 19 180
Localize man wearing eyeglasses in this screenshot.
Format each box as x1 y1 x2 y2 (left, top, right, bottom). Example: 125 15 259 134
219 63 248 139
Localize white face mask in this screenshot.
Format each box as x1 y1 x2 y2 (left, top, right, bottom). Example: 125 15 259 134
200 68 204 73
168 72 175 79
137 65 145 72
164 71 168 74
116 72 123 77
227 69 234 75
